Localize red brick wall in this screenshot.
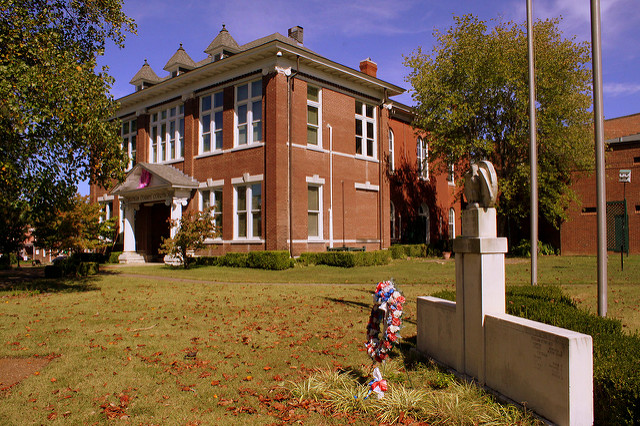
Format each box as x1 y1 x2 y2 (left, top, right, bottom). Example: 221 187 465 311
561 114 640 254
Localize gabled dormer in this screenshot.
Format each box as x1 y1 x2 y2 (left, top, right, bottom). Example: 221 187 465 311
129 59 162 91
164 44 197 78
204 24 240 62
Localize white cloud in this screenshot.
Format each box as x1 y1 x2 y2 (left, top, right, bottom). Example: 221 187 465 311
604 82 640 96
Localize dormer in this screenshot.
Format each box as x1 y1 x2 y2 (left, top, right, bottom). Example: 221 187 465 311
204 24 240 62
164 44 196 78
129 59 161 91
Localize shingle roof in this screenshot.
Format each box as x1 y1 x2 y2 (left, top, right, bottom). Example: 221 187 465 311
129 60 162 85
204 24 240 56
164 44 197 72
142 163 199 188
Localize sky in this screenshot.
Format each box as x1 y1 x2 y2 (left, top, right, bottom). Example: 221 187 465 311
99 0 640 118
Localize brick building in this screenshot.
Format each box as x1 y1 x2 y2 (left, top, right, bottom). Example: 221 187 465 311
91 25 461 263
561 113 640 254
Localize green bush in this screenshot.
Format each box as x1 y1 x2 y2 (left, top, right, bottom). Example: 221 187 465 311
389 244 443 259
431 285 640 424
107 251 122 264
217 252 249 268
193 256 219 266
390 245 406 259
49 256 100 277
297 250 390 267
247 251 293 270
509 239 558 257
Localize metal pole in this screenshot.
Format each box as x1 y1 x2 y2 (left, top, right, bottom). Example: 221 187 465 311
527 0 538 286
591 0 607 317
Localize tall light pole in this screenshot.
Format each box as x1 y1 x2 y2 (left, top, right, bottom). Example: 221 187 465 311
591 0 607 317
527 0 538 285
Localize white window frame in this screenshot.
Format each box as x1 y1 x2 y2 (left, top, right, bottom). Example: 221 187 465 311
388 129 395 172
355 100 377 158
447 163 455 185
149 104 184 163
234 80 263 147
233 181 262 240
199 187 223 238
307 184 323 239
390 201 396 240
449 207 456 239
417 137 429 180
200 91 224 154
121 119 137 170
307 85 322 146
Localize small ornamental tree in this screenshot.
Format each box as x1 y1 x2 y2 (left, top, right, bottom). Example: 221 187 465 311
160 210 218 269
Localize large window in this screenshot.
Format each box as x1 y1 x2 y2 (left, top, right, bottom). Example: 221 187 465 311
200 188 223 236
307 86 321 146
234 183 262 239
447 163 455 184
200 91 224 153
419 203 430 245
308 185 322 238
355 100 376 158
417 137 429 179
388 129 395 172
390 201 396 240
122 119 137 170
235 80 262 146
150 105 184 163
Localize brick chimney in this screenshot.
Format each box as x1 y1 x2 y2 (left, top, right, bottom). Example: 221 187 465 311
288 26 304 45
359 58 377 77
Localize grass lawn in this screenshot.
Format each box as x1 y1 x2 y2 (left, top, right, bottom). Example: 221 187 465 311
0 255 637 424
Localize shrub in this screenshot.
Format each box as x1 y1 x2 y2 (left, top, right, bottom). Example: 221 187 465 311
390 245 406 259
193 256 219 266
247 251 293 270
431 285 640 424
107 251 122 264
509 239 557 257
297 250 391 267
216 252 249 268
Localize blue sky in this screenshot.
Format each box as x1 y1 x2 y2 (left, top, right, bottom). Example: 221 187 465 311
99 0 640 118
83 0 640 194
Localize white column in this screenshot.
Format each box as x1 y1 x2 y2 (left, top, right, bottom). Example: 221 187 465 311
118 202 145 264
453 206 508 384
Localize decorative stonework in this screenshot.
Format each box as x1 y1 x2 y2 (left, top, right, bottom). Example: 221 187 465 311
463 160 498 209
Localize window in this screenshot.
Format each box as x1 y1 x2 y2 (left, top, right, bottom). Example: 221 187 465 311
355 100 376 158
417 137 429 179
582 207 597 214
149 105 184 163
634 156 640 164
235 80 262 146
200 188 223 236
307 86 321 145
448 208 456 238
122 119 137 170
388 129 395 172
308 185 322 238
100 201 114 223
200 91 224 153
234 183 261 239
419 203 430 244
447 163 455 184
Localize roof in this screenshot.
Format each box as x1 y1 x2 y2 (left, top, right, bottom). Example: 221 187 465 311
111 163 199 196
164 44 197 72
129 60 162 85
204 24 240 56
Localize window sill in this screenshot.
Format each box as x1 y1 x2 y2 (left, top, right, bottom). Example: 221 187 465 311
354 154 379 163
306 144 324 153
195 150 223 159
231 239 265 244
230 142 265 153
150 158 184 166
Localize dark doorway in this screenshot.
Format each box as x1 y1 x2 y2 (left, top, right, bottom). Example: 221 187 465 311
135 203 170 261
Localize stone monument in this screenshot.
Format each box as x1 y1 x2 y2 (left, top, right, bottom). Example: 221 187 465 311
416 161 593 426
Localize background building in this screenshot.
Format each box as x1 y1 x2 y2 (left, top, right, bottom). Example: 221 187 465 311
561 113 640 254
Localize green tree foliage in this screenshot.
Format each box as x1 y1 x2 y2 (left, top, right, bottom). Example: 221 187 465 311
36 194 111 254
405 15 592 232
160 210 218 269
0 0 135 241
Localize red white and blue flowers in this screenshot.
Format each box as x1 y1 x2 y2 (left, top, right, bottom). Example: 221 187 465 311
365 280 405 363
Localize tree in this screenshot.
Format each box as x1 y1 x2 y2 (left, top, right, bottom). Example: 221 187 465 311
160 210 218 269
405 15 592 239
36 194 109 254
0 0 135 240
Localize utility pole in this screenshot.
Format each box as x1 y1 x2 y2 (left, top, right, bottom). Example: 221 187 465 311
527 0 538 286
